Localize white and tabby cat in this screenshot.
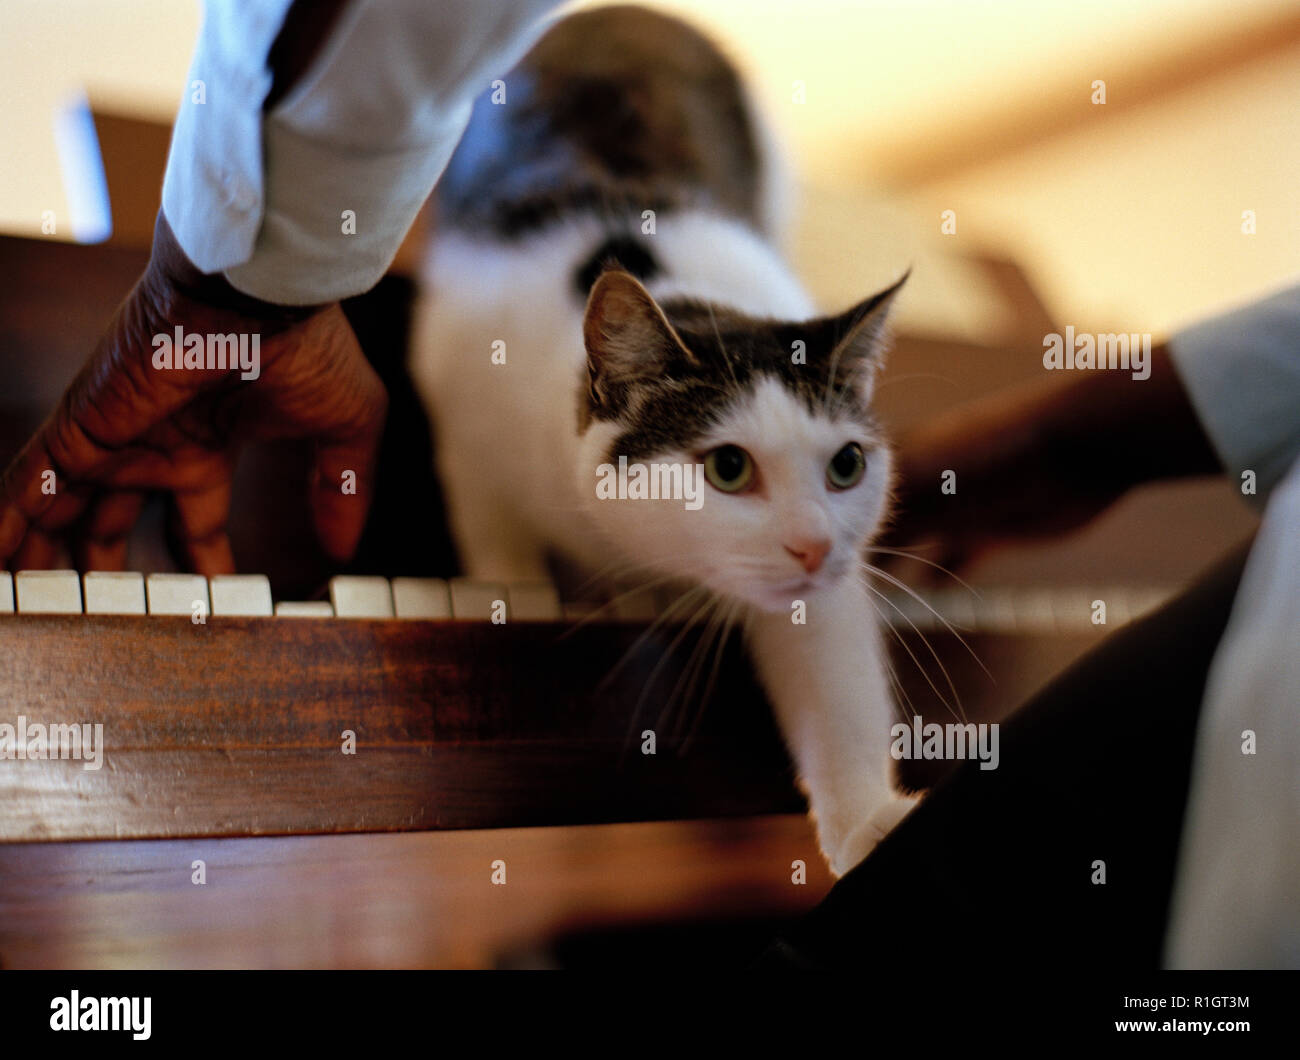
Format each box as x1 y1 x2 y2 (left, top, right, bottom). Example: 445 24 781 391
412 5 915 875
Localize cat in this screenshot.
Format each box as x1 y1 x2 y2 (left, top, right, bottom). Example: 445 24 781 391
411 4 916 876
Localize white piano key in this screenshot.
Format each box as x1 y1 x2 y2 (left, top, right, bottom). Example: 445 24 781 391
0 572 13 613
15 570 82 613
1012 589 1058 634
506 581 561 621
1048 591 1079 630
146 573 210 616
210 574 273 616
885 589 934 632
933 589 977 632
1052 591 1101 631
83 571 146 615
391 577 452 619
1107 590 1134 627
449 578 506 621
329 576 394 618
275 600 335 618
979 589 1019 633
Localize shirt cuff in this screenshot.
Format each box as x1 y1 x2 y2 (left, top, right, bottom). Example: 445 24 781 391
1167 283 1300 505
220 105 470 304
161 0 293 278
163 0 560 306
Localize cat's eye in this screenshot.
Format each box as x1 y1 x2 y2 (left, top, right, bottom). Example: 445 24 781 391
703 444 755 493
827 443 866 489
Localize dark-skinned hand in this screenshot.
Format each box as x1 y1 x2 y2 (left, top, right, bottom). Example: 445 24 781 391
0 211 387 575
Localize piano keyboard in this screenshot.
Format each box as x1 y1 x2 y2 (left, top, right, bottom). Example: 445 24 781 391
0 569 1175 633
0 568 1177 844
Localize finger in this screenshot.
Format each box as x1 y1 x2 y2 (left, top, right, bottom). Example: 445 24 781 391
80 536 130 574
0 504 26 564
74 490 146 572
171 479 236 577
0 443 89 567
0 291 190 561
51 294 210 460
183 531 236 579
33 481 93 534
308 383 387 564
0 434 62 561
12 527 63 571
310 438 380 562
82 443 231 493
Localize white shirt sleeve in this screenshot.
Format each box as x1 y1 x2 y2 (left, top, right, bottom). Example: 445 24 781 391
1163 286 1300 968
162 0 562 305
1167 282 1300 503
1164 454 1300 968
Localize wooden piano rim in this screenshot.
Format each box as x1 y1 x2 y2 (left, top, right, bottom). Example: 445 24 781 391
0 612 805 844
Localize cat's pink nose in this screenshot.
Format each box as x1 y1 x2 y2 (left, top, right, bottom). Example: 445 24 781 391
785 538 831 575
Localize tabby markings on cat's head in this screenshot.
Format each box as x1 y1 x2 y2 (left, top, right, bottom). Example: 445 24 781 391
576 268 907 613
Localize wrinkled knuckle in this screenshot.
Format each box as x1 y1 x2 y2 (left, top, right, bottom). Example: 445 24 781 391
45 404 87 472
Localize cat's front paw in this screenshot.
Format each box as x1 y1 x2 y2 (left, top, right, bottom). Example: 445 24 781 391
829 794 919 877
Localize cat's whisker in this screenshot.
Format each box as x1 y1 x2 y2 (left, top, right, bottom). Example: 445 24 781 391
556 574 683 641
885 657 918 725
560 548 702 604
653 595 712 742
705 301 743 393
664 593 727 746
642 591 723 750
682 592 742 746
861 562 993 683
823 345 866 419
551 564 659 637
863 545 981 596
616 584 714 760
861 577 966 724
559 567 681 634
562 555 644 598
680 596 745 752
820 334 844 415
604 581 710 721
862 592 920 724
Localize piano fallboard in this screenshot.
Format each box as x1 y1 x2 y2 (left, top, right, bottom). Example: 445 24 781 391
0 601 1108 842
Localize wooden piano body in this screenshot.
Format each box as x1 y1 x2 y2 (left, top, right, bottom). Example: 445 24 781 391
0 560 1127 968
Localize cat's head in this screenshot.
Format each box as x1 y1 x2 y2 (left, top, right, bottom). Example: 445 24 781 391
576 269 905 614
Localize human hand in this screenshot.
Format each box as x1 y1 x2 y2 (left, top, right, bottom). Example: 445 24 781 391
880 343 1220 574
0 212 388 575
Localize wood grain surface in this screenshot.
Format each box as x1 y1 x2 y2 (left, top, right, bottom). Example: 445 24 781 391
0 610 1099 843
0 614 803 841
0 815 835 969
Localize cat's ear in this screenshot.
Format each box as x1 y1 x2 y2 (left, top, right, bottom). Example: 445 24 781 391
824 270 909 375
583 270 696 405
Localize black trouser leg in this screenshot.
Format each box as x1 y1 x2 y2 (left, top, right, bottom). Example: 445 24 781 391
758 541 1254 971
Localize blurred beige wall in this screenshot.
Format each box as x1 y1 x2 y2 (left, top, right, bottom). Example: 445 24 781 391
901 38 1300 338
1 0 1295 337
0 0 199 240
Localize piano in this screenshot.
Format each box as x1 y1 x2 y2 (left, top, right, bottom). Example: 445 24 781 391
0 563 1164 843
0 558 1155 968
